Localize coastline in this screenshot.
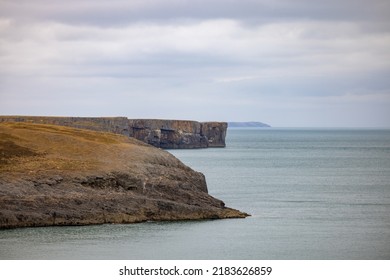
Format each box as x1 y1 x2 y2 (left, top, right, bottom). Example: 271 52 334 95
0 116 227 149
0 122 248 229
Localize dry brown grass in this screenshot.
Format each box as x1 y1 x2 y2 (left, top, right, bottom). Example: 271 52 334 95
0 122 248 229
0 122 181 174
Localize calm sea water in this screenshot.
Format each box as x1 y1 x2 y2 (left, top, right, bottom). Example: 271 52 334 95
1 128 390 260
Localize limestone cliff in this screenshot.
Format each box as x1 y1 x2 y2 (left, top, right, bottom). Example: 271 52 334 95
0 122 247 229
128 119 227 149
0 116 227 149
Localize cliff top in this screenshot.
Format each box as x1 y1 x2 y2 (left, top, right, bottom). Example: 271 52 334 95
1 122 179 174
0 116 228 149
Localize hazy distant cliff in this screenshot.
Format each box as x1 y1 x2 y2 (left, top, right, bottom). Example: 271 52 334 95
228 121 270 128
0 116 227 149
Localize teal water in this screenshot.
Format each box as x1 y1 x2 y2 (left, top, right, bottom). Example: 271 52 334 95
1 129 390 259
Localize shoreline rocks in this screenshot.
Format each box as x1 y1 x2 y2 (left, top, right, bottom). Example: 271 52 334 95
0 122 248 229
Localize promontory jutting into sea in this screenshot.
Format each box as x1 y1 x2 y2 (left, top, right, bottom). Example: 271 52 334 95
1 117 389 259
0 116 248 229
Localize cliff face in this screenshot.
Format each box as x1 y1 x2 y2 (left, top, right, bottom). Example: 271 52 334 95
0 122 247 229
128 119 227 149
0 116 227 149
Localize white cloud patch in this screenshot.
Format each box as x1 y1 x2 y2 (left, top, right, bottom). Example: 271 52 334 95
2 19 388 77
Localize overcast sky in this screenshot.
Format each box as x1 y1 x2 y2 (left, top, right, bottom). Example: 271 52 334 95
1 0 389 127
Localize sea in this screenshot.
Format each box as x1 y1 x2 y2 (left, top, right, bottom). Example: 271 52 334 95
1 128 390 260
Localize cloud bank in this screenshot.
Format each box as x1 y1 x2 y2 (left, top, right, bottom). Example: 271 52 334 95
1 0 390 126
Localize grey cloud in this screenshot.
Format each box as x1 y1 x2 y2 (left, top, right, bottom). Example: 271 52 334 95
1 0 390 127
1 0 389 26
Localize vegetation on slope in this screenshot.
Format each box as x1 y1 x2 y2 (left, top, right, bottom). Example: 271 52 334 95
0 122 247 229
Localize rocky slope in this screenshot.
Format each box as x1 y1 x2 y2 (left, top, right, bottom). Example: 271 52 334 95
0 116 227 149
0 122 247 229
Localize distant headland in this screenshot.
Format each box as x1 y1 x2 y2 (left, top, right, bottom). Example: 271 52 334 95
0 116 227 149
228 121 271 128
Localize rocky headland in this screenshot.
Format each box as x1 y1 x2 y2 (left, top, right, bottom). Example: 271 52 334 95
0 122 248 229
0 116 227 149
228 121 271 128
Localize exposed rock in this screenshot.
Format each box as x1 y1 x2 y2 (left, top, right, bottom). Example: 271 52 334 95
0 116 227 149
128 119 219 149
201 122 228 147
0 122 248 229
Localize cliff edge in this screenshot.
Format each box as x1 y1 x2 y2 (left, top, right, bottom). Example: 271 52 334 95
0 122 247 229
0 116 227 149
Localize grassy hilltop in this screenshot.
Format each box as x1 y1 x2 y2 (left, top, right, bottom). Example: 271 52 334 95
0 122 247 229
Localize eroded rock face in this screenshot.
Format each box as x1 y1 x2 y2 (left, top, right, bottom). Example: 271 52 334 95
0 122 247 229
128 119 226 148
0 116 227 149
201 122 228 147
